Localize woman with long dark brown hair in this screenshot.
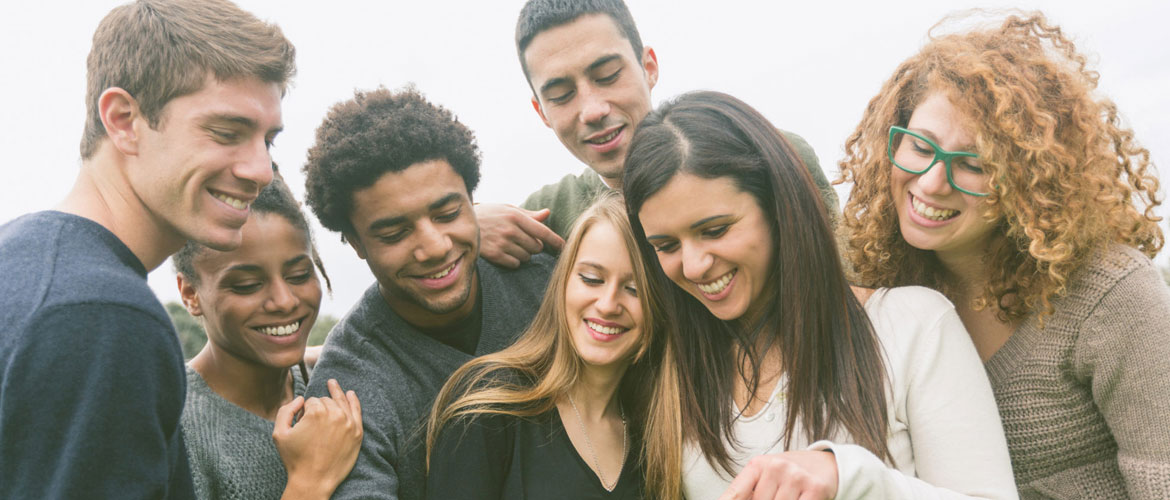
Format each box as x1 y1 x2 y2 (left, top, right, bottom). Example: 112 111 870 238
624 90 1016 499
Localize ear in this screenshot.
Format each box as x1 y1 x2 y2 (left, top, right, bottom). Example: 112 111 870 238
345 232 368 260
531 96 552 128
642 47 659 90
177 274 204 317
98 87 142 156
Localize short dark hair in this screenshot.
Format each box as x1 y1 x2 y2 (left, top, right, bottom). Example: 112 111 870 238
173 172 330 291
302 86 481 236
82 0 296 159
515 0 644 84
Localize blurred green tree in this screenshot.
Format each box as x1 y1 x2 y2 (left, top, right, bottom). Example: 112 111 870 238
165 301 205 361
309 315 338 346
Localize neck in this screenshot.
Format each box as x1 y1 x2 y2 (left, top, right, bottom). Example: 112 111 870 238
598 172 620 191
189 343 295 421
567 362 627 422
56 149 185 271
935 242 992 298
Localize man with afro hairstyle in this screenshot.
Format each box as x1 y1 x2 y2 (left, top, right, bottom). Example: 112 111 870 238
301 86 554 500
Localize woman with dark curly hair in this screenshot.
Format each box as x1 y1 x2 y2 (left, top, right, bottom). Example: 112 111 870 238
838 12 1170 498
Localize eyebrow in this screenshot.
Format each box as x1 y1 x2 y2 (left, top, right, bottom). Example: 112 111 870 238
367 192 463 232
538 53 623 95
201 113 284 135
578 260 634 281
223 255 310 274
645 214 730 241
909 127 974 151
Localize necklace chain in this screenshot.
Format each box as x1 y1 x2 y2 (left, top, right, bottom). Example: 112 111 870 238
567 393 627 492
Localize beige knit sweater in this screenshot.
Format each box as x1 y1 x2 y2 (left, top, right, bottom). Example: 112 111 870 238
984 245 1170 499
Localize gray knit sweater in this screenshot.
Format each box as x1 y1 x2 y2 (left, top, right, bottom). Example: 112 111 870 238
306 255 554 500
181 367 306 500
985 245 1170 499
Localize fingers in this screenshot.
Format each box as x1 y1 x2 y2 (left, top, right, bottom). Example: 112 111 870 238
516 208 565 253
273 396 305 435
718 463 759 500
347 390 362 423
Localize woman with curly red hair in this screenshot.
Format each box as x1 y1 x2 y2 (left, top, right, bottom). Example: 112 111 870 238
839 12 1170 498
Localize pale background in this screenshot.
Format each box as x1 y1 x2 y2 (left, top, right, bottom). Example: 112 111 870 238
2 0 1166 317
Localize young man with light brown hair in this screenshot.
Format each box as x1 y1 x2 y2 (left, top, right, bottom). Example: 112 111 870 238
0 1 294 497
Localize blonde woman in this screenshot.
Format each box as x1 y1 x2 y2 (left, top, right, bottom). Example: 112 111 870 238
839 12 1170 499
425 193 682 499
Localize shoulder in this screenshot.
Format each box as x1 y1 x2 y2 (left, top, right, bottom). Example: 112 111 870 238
479 254 555 292
1069 244 1163 303
522 169 604 207
864 286 965 358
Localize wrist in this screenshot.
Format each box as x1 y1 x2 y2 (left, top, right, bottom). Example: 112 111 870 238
281 473 335 500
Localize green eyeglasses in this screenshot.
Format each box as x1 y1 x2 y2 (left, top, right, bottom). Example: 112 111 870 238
888 126 989 197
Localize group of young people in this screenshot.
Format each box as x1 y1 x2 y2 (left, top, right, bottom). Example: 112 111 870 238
0 0 1166 499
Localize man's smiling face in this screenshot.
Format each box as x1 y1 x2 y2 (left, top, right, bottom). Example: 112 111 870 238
525 13 657 189
345 159 480 328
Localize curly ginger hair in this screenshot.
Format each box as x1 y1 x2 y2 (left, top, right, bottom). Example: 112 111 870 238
839 11 1162 322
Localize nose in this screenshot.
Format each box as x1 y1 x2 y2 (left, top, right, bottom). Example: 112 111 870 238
595 283 623 316
264 279 299 313
413 221 453 264
237 137 275 190
917 159 953 195
680 241 713 283
578 86 611 126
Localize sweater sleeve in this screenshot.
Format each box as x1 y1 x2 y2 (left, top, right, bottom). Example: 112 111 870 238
1073 259 1170 499
425 412 514 500
816 303 1017 499
0 303 193 499
306 338 400 500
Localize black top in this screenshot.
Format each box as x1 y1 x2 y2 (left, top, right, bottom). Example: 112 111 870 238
0 212 195 499
426 410 644 500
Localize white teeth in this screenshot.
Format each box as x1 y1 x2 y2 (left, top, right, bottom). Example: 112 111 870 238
586 320 625 335
259 321 300 337
696 271 735 295
911 197 957 221
213 193 249 210
588 129 620 144
425 263 455 279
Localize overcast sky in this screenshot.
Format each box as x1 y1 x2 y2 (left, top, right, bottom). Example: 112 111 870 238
2 0 1167 317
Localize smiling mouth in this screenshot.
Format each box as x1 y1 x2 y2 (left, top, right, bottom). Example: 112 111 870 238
696 270 736 295
911 194 959 221
258 320 300 337
424 261 457 279
585 126 623 145
212 191 250 211
585 319 628 336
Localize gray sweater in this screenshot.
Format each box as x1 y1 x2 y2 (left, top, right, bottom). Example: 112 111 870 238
985 245 1170 499
307 256 554 500
181 367 306 500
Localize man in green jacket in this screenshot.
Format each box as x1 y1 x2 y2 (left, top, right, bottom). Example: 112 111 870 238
477 0 837 267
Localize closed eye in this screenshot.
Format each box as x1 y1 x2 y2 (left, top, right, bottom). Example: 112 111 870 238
435 208 461 223
597 69 621 84
701 225 729 238
578 273 603 285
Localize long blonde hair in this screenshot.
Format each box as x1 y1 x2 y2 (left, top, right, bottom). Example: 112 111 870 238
839 11 1162 322
425 192 684 499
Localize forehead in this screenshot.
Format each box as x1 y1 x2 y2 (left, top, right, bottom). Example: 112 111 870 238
907 92 976 145
575 220 630 265
639 174 756 232
348 159 469 228
161 75 283 130
524 13 637 86
194 213 308 275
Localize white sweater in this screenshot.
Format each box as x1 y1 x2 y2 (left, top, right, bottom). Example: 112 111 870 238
682 286 1018 500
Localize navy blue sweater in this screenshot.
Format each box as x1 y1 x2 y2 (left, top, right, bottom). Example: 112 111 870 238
0 211 194 499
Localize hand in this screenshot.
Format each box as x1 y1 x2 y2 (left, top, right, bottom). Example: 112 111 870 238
718 451 838 500
274 379 363 500
475 204 565 268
